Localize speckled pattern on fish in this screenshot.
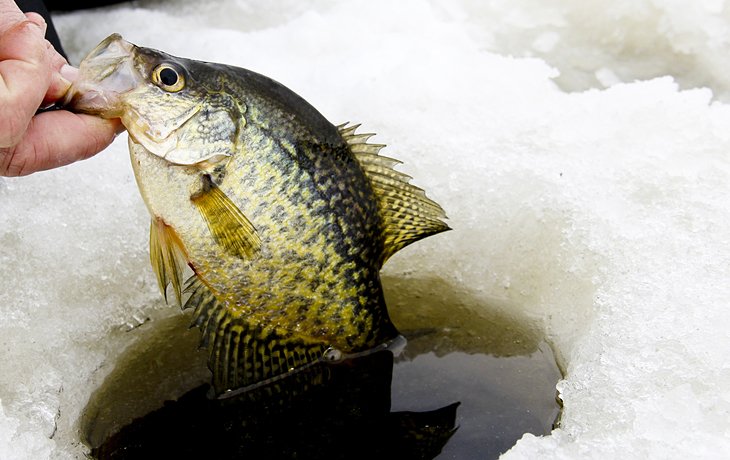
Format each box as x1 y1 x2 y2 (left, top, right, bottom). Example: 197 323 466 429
64 34 449 394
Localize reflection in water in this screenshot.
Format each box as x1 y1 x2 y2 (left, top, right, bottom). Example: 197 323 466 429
384 275 563 458
80 276 562 459
392 346 560 458
92 351 459 459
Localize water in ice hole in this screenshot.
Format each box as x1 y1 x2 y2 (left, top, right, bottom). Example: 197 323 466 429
80 275 562 459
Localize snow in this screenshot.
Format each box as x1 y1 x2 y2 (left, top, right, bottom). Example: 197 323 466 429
2 0 730 458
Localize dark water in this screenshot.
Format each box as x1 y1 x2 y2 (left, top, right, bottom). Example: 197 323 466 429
80 275 562 459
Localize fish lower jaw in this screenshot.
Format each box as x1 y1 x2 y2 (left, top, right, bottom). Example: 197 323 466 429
63 87 124 117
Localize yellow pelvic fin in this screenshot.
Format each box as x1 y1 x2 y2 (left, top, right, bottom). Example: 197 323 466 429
183 276 329 395
191 174 260 260
338 123 450 264
149 219 187 306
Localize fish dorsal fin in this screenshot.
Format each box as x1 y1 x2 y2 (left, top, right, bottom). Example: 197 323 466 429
149 218 187 306
183 276 329 395
339 123 450 263
191 174 261 259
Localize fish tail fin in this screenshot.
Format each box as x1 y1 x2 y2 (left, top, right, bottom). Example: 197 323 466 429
339 123 450 265
183 276 329 395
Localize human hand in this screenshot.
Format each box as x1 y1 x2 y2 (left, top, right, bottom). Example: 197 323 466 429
0 1 122 176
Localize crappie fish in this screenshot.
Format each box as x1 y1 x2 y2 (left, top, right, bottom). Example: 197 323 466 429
64 34 449 395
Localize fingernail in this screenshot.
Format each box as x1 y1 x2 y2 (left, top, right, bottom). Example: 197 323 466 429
60 64 79 82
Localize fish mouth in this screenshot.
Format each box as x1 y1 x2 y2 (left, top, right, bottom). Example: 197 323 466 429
62 34 142 117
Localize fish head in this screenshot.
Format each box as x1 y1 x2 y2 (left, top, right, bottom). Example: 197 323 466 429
64 34 238 166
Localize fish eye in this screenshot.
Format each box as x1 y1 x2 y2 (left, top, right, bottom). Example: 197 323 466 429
152 64 185 92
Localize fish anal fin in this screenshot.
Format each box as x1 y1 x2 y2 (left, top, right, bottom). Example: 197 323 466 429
191 174 261 260
339 122 450 263
183 277 328 395
149 218 187 306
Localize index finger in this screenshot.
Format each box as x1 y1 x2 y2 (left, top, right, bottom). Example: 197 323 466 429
0 18 53 147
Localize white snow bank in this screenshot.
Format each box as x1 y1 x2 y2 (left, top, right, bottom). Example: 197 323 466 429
2 0 730 458
435 0 730 100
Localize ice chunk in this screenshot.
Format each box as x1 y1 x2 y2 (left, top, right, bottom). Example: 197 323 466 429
0 401 53 460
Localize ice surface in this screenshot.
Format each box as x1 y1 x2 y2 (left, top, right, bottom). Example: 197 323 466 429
2 0 730 458
436 0 730 100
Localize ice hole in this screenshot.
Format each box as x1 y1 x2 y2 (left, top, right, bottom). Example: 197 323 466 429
78 275 562 459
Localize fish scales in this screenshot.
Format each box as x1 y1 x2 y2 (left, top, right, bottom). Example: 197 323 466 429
130 64 389 345
64 34 448 394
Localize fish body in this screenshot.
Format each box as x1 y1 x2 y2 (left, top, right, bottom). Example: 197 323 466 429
65 34 448 394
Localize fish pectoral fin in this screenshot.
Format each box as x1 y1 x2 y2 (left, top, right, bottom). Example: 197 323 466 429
183 276 329 395
339 123 450 264
191 174 261 260
149 218 187 306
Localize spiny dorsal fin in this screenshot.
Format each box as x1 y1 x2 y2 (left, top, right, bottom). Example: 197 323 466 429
191 174 261 259
338 122 450 263
183 276 329 395
149 218 187 306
